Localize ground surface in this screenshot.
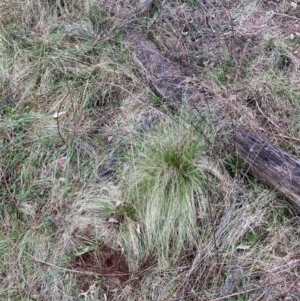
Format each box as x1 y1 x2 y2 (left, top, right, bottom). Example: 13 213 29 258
0 0 300 300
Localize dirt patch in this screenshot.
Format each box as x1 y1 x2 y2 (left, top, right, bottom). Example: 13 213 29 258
68 244 157 297
69 244 130 284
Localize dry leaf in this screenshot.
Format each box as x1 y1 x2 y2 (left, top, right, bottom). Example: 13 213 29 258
115 201 123 208
52 111 66 119
59 177 67 183
236 245 250 250
117 241 124 254
107 136 114 143
41 156 67 176
108 217 119 223
291 2 298 10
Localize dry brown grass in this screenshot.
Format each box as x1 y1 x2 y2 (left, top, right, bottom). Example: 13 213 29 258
0 0 300 300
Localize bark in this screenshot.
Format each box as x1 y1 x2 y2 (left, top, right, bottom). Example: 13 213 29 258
125 29 300 210
235 129 300 209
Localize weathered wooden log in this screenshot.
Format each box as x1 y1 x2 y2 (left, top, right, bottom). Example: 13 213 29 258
235 129 300 208
125 29 300 210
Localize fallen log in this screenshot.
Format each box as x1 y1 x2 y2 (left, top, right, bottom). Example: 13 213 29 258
125 29 300 210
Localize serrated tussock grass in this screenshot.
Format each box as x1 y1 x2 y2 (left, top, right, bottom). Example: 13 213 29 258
122 121 227 265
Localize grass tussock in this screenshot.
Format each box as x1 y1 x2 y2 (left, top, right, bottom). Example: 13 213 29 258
1 0 300 300
122 120 226 265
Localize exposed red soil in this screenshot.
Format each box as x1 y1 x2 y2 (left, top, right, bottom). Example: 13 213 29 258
69 244 130 284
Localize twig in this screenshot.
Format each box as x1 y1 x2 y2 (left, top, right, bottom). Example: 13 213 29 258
273 12 300 22
56 93 69 145
24 250 158 279
274 133 300 143
24 251 130 277
54 85 84 145
255 100 280 129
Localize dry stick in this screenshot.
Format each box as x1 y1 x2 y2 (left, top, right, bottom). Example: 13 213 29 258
275 133 300 143
25 251 131 277
55 85 85 145
56 92 69 145
273 12 300 22
255 100 280 129
25 251 158 281
254 102 300 142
